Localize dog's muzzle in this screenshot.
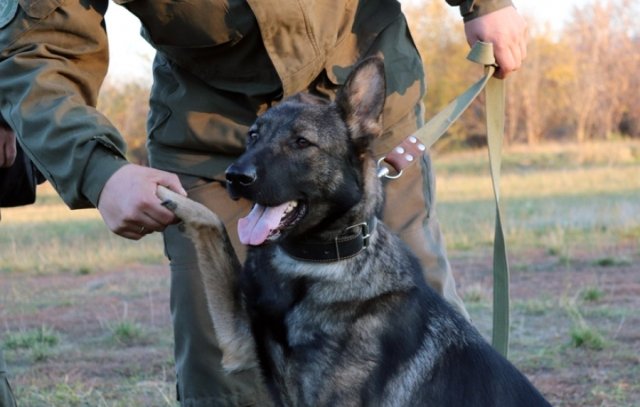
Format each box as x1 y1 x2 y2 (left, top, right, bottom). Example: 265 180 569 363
225 162 257 200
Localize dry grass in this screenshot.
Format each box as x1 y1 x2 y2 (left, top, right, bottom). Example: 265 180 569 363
1 140 639 406
433 140 640 255
0 183 165 274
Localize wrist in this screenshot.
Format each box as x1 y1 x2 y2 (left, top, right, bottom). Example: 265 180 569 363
81 147 129 207
459 0 513 22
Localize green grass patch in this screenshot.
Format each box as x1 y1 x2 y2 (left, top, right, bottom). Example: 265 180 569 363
570 326 606 350
4 326 60 350
594 256 632 268
4 326 61 362
110 320 145 346
580 286 605 302
564 298 608 351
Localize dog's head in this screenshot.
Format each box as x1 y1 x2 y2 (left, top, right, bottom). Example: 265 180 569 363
226 57 386 246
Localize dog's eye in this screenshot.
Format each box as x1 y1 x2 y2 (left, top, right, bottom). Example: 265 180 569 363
295 137 311 149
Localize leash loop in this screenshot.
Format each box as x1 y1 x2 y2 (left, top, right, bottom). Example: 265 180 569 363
376 157 403 179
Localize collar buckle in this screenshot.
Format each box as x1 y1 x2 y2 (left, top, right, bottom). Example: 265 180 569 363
342 221 371 248
334 221 372 260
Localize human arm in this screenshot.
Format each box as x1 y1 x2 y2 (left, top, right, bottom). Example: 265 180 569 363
447 0 528 79
0 0 185 239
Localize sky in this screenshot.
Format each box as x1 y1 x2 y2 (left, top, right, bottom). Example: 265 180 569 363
104 0 586 84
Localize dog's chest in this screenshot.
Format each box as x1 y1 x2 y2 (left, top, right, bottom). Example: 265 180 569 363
241 252 308 344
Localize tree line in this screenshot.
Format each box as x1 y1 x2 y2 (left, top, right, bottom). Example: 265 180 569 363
406 0 640 148
98 0 640 163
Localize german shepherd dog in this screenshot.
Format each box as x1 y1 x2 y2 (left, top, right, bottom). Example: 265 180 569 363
157 57 551 406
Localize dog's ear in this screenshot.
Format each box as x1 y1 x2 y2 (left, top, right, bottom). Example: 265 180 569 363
336 57 386 147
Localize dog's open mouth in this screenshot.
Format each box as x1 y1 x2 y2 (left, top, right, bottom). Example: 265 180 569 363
238 201 306 246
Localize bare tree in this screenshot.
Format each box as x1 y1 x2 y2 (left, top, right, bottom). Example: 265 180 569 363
565 0 640 141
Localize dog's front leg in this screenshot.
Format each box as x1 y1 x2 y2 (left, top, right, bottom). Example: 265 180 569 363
156 186 258 373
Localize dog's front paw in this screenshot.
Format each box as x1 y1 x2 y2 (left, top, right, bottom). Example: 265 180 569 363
156 185 223 228
156 186 185 215
160 198 178 212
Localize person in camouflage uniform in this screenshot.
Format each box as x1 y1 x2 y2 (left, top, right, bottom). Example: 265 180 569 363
0 0 526 405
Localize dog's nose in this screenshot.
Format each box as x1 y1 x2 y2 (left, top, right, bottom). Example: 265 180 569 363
226 163 257 186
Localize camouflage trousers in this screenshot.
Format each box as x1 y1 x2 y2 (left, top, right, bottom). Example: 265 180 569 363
0 350 17 407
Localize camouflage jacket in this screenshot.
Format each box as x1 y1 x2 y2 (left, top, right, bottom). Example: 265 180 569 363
0 0 511 208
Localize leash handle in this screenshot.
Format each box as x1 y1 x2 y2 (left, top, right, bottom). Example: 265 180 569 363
381 41 511 357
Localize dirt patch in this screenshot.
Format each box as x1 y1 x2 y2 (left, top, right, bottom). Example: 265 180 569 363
1 248 639 406
453 245 640 407
1 265 175 405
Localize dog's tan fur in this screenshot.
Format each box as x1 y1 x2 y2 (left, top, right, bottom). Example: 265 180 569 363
157 186 257 373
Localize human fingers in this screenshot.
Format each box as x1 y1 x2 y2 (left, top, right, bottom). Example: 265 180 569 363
98 164 186 239
143 170 187 227
504 10 528 78
135 207 175 234
118 228 146 241
493 42 520 79
497 20 528 79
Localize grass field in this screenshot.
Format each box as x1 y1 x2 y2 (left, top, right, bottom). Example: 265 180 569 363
1 140 639 406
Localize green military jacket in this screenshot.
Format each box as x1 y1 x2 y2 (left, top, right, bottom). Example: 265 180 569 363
0 0 511 209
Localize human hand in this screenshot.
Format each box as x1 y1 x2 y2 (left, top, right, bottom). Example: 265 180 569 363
464 6 528 79
0 122 17 168
97 164 187 240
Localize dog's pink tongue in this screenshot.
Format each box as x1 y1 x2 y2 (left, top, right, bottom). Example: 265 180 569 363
238 203 289 246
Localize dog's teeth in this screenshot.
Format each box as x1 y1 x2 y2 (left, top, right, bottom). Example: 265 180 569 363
284 201 298 215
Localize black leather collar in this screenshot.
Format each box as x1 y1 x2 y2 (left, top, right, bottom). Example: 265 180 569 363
280 218 376 263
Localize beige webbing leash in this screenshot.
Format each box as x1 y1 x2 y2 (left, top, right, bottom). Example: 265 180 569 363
379 41 511 357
